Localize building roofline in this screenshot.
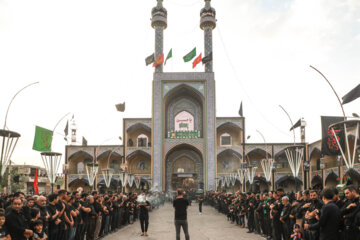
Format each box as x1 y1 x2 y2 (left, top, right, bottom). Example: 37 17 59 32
216 117 244 119
123 118 151 121
65 145 123 148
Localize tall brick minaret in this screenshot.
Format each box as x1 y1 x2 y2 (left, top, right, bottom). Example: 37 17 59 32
200 0 216 73
151 0 167 73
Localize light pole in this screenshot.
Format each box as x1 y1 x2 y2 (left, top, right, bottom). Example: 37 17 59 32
237 164 247 192
303 161 310 189
337 155 342 184
272 162 277 190
0 130 20 189
1 82 38 191
285 146 304 192
329 120 360 170
320 157 325 188
119 171 129 193
247 164 257 192
86 163 99 191
41 152 62 193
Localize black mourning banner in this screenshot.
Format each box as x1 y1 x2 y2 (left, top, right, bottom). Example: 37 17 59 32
321 116 345 156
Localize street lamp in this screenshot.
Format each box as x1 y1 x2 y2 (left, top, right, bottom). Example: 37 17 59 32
337 155 342 184
102 168 113 188
329 120 360 169
86 163 98 190
303 161 310 189
119 171 128 193
285 146 304 192
272 162 277 190
261 158 274 184
320 157 325 188
0 130 20 178
247 165 257 192
41 152 62 193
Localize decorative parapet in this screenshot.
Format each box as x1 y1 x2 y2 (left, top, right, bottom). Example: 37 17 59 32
125 119 151 132
217 146 243 158
216 118 243 130
164 138 204 157
163 82 205 97
245 144 272 156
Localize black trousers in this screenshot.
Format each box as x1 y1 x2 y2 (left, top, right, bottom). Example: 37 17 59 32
175 220 190 240
86 217 96 240
282 222 291 240
199 203 203 213
140 217 149 233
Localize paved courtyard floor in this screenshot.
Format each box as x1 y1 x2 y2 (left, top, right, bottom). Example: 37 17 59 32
103 203 264 240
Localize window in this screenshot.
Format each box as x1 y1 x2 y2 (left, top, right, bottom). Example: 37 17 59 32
137 134 148 147
77 162 84 174
110 160 121 173
220 133 232 146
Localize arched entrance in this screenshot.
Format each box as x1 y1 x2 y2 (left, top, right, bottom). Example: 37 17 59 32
165 144 203 191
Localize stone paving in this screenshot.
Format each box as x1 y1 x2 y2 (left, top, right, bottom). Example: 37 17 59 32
103 203 264 240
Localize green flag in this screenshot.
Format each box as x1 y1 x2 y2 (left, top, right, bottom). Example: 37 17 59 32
183 47 196 62
164 48 172 65
33 126 53 152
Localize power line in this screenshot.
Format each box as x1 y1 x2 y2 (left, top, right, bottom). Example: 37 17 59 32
216 25 292 140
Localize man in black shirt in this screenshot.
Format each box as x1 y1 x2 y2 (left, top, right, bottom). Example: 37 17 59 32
137 196 151 237
173 190 190 240
86 196 97 240
198 195 204 215
340 185 360 240
304 188 341 240
47 194 61 240
5 198 33 240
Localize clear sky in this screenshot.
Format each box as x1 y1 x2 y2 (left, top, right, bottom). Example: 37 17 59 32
0 0 359 167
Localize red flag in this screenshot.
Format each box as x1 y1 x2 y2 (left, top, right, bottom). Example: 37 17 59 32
34 169 39 194
192 53 202 69
153 53 164 67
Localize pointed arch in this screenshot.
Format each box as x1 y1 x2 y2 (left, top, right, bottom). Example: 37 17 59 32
69 150 93 161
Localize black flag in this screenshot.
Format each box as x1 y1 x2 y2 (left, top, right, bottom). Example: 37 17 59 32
238 102 243 117
82 137 88 146
342 84 360 105
64 121 69 137
145 53 155 66
202 52 213 64
321 116 345 156
290 119 301 131
115 102 125 112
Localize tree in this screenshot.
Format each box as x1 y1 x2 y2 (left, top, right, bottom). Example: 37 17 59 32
0 167 25 193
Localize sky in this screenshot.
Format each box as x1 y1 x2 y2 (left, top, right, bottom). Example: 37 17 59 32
0 0 359 167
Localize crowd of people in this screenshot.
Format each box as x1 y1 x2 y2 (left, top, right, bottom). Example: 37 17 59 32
0 190 165 240
205 186 360 240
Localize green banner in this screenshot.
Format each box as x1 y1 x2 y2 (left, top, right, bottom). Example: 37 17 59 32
32 126 53 152
168 130 200 139
165 48 172 65
183 47 196 62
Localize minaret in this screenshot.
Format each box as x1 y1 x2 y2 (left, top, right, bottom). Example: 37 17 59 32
200 0 216 73
71 117 77 145
151 0 167 73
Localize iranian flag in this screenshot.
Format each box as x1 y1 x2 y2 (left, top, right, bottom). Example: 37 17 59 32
153 53 164 67
192 53 202 69
34 169 39 194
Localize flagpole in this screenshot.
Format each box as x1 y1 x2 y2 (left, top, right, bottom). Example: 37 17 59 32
279 105 296 145
3 82 39 130
310 65 346 120
51 113 71 152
